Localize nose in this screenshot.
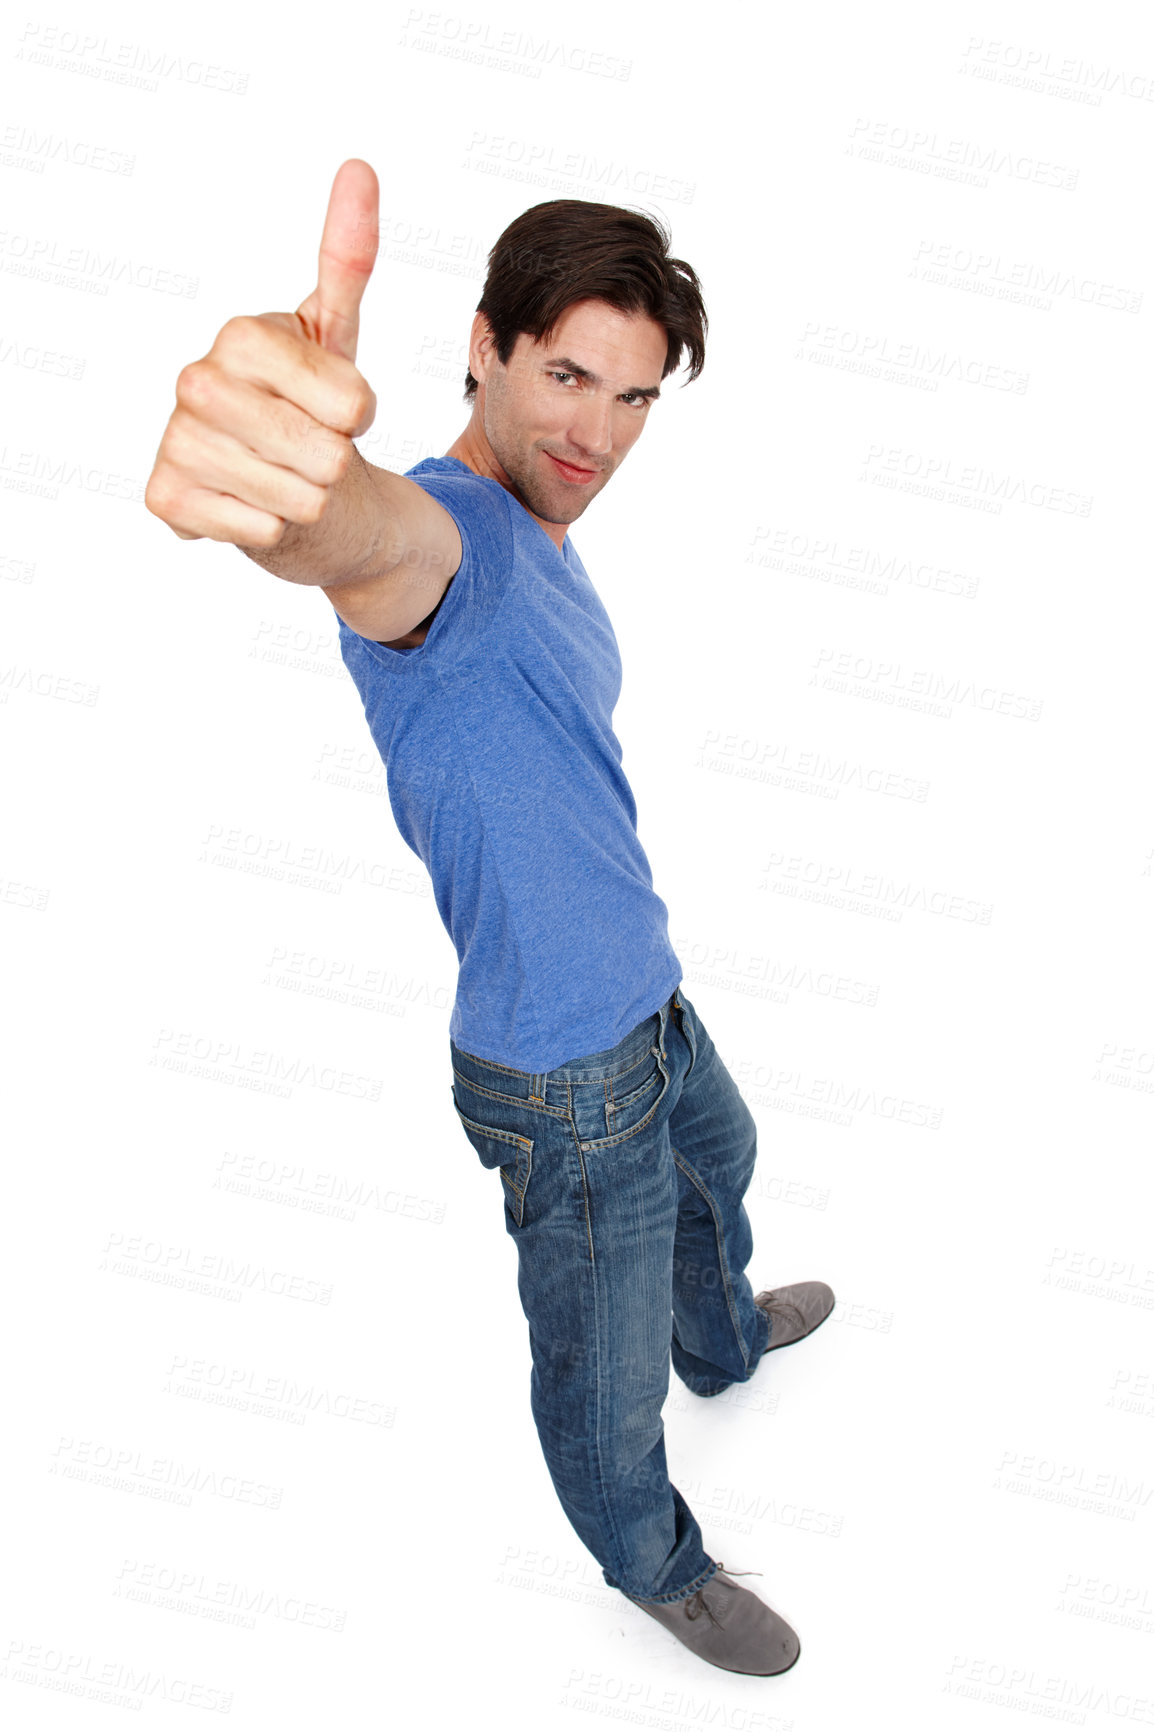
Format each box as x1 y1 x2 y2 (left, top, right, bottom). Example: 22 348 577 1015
567 391 613 459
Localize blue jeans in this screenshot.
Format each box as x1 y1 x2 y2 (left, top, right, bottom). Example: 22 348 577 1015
449 987 770 1604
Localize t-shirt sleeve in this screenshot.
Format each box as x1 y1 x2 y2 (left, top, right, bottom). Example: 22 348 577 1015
337 464 515 675
408 468 515 667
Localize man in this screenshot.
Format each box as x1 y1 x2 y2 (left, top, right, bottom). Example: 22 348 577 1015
146 159 834 1677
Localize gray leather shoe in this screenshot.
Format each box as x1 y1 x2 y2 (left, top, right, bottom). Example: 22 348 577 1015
755 1281 835 1352
625 1566 799 1676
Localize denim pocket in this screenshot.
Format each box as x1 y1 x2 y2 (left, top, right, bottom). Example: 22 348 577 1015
452 1101 534 1227
600 1041 670 1144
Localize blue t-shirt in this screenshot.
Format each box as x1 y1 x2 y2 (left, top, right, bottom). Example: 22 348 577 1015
335 456 682 1071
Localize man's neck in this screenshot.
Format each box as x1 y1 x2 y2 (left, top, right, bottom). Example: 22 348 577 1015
445 424 569 551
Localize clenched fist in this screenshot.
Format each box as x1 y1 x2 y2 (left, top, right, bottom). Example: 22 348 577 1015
145 159 380 550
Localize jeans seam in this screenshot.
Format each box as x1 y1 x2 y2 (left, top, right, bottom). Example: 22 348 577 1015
585 1155 626 1585
672 1150 750 1373
566 1111 595 1265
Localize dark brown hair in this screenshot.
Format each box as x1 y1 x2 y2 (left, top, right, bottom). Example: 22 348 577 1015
463 199 707 400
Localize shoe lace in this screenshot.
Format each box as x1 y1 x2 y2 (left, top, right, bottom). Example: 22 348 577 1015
683 1563 763 1629
758 1293 807 1333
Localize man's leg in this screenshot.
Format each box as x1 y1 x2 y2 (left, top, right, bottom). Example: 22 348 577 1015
665 990 773 1397
450 1000 715 1602
450 996 809 1675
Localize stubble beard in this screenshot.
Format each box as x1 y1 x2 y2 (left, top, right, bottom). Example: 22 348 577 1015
502 439 619 526
484 383 613 526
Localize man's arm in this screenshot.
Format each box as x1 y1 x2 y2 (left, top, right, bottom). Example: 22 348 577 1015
242 445 462 642
143 158 460 642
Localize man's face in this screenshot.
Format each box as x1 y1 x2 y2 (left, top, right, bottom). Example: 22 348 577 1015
471 298 668 526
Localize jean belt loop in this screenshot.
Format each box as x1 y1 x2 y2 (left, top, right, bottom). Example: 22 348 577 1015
528 1071 547 1105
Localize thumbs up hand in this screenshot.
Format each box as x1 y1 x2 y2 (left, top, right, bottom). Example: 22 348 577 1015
146 159 381 549
294 157 379 363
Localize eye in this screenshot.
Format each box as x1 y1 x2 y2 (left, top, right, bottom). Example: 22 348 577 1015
550 371 577 386
620 393 650 408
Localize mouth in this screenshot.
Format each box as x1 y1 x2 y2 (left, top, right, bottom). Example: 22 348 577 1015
544 451 600 485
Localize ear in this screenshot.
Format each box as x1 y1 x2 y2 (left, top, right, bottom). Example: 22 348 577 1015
468 312 500 386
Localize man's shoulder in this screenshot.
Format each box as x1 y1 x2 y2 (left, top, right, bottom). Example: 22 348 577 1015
404 456 512 527
405 455 498 489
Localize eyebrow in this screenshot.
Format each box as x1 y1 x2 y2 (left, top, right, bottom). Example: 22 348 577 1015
544 355 662 401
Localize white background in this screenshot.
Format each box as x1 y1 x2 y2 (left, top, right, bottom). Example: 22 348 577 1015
3 1 1152 1727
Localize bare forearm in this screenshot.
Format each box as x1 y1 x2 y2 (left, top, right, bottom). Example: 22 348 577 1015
240 447 405 588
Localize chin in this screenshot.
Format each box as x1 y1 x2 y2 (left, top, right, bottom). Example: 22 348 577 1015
534 495 582 526
512 475 575 525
